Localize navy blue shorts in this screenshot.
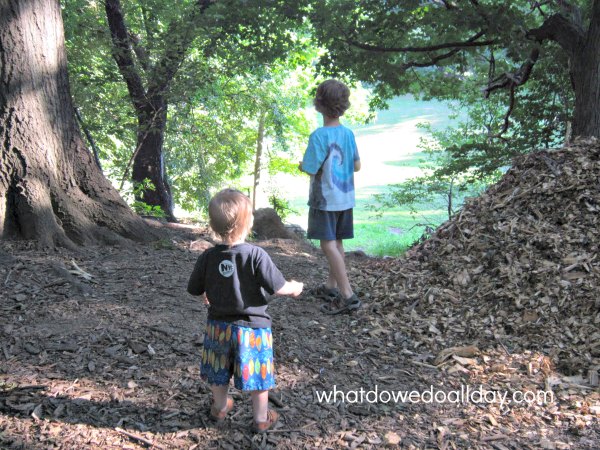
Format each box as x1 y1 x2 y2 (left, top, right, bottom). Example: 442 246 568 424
307 208 354 241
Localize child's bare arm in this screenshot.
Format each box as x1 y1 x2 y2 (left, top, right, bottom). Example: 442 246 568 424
276 280 303 297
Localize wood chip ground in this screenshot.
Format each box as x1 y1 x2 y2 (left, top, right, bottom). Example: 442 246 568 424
1 140 599 448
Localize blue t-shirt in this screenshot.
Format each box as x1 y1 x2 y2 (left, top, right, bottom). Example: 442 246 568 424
302 125 359 211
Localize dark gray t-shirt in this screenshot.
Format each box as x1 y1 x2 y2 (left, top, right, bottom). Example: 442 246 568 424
187 243 286 328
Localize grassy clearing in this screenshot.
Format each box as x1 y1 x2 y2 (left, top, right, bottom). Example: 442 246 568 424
343 196 447 257
286 184 449 258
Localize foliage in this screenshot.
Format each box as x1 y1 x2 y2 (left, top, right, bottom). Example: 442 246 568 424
268 191 298 222
62 0 319 215
166 50 318 213
63 0 137 183
309 1 579 169
369 45 572 223
311 1 576 223
130 178 166 218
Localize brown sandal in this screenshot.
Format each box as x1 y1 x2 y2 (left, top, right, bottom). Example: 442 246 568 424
209 396 234 422
252 409 279 433
310 285 339 302
320 293 361 315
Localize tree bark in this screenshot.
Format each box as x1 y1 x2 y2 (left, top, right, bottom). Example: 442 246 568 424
570 0 600 138
131 96 175 221
0 0 152 247
252 110 267 211
528 1 600 138
571 51 600 138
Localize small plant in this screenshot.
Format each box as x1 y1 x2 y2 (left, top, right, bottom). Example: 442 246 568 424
131 178 166 218
268 192 297 222
132 201 166 218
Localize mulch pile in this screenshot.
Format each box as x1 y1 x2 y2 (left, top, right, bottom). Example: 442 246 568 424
366 138 599 373
0 140 598 449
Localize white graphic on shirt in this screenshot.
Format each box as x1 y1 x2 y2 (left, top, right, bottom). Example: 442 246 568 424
218 260 235 278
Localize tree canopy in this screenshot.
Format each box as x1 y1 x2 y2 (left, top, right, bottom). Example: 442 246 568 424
64 0 311 219
310 0 598 138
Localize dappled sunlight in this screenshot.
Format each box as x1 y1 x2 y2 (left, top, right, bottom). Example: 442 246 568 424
271 282 599 447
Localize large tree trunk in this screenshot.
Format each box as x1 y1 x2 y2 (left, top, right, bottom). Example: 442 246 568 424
528 1 600 138
571 3 600 138
0 0 152 248
132 97 175 221
571 57 600 138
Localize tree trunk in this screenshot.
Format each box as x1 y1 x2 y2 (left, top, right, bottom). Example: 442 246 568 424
0 0 152 248
252 110 267 211
571 65 600 138
131 97 176 221
105 0 212 223
571 6 600 138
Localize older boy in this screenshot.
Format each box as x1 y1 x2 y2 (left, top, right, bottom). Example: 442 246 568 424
299 79 361 315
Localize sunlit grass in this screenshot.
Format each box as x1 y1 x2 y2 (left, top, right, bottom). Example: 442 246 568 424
287 192 448 257
383 151 427 167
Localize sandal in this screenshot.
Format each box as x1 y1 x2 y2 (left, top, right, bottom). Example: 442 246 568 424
253 409 280 433
320 293 361 315
209 396 234 422
310 285 339 302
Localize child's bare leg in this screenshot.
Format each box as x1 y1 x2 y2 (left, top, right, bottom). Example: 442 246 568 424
325 240 348 289
250 390 269 422
325 240 347 289
210 384 229 411
336 239 345 259
321 240 353 299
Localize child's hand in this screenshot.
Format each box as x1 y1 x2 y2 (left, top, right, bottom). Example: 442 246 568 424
276 280 304 297
288 280 303 297
298 161 303 172
201 294 209 305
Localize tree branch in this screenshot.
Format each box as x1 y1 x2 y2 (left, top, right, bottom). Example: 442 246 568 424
344 29 495 53
526 13 583 56
483 46 540 139
554 0 583 29
484 47 540 98
399 46 465 71
129 32 150 73
490 85 516 139
147 0 216 98
430 0 457 9
105 0 147 110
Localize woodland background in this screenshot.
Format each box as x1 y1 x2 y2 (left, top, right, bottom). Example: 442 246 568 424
1 1 599 449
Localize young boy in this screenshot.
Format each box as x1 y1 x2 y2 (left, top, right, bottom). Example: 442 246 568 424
187 189 303 432
299 79 362 315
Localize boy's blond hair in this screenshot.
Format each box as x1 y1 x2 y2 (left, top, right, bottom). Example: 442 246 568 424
208 189 253 243
314 79 351 118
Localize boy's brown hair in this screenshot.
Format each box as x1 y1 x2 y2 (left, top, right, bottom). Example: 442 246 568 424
313 79 351 118
208 189 253 243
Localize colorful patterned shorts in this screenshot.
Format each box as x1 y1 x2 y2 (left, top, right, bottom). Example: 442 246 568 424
200 319 275 391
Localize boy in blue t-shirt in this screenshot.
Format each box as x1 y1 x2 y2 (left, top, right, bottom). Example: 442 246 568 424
299 79 362 315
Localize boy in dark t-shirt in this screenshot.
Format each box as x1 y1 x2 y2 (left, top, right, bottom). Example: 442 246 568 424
187 189 303 433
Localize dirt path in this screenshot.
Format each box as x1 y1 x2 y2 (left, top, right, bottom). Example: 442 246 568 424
0 222 598 449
